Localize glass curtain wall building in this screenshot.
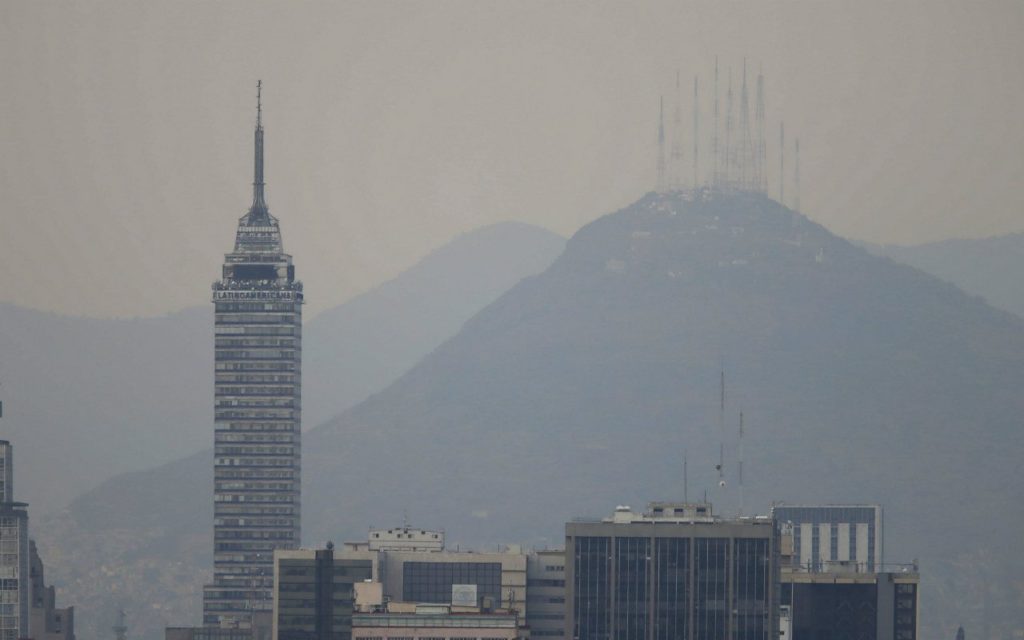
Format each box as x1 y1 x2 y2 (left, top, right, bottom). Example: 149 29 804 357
203 85 304 625
566 503 778 640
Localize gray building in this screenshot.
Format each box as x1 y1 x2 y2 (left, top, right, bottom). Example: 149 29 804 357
771 505 882 573
565 502 779 640
0 440 29 640
204 86 304 626
28 540 75 640
273 547 372 640
526 550 565 640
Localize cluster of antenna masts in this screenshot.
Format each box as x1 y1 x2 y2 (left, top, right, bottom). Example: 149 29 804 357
656 57 800 210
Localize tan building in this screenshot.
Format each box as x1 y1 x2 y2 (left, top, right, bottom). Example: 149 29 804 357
353 606 518 640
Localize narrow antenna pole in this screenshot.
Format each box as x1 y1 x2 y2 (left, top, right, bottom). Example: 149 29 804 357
739 58 751 189
725 68 734 188
693 75 700 189
756 67 766 193
657 96 667 192
739 411 745 516
672 71 684 190
779 122 785 205
795 138 801 212
684 451 689 502
712 57 719 187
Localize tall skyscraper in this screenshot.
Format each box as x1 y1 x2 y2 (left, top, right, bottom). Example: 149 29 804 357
204 84 304 626
0 440 30 640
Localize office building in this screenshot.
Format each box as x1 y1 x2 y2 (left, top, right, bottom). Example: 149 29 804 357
775 511 919 640
204 85 304 625
273 546 372 640
0 440 29 640
339 530 527 619
28 541 75 640
772 505 882 573
565 502 779 640
525 550 565 639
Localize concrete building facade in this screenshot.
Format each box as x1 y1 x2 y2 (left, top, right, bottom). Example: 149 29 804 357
525 550 564 640
771 505 882 573
352 606 518 640
565 502 779 640
204 88 304 625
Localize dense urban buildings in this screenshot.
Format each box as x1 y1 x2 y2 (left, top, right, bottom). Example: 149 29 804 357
272 546 371 640
772 505 883 573
203 86 305 626
352 606 519 640
0 440 29 640
566 502 778 640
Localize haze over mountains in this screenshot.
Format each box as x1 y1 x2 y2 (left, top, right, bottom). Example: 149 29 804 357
35 191 1024 640
867 233 1024 319
0 222 564 510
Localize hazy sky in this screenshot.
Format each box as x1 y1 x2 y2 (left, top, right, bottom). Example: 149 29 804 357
1 1 1022 318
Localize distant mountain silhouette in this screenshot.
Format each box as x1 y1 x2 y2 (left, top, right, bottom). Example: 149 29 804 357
40 192 1024 639
866 233 1024 318
0 221 564 511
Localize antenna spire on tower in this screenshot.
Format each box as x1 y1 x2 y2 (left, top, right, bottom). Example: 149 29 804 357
251 80 268 215
738 410 745 516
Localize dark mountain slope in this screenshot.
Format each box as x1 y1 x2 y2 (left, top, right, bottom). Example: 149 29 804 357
299 191 1023 635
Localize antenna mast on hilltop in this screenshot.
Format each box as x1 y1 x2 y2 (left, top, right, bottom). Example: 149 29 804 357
113 610 127 640
659 94 667 189
672 71 684 189
724 68 734 188
779 122 785 206
795 137 801 212
693 75 700 189
739 59 752 189
756 67 767 193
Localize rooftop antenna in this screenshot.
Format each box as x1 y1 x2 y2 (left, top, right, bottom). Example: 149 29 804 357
724 67 734 188
693 75 700 188
683 450 689 502
716 367 726 487
794 137 801 212
738 410 745 516
672 71 684 189
739 58 752 189
779 122 785 206
657 96 667 192
755 66 766 193
712 57 720 187
113 609 127 640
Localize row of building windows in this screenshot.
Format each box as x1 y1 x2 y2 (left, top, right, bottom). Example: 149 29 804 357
215 494 296 503
216 434 295 444
217 362 297 372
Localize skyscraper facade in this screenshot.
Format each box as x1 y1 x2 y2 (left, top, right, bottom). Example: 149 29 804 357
0 440 30 640
204 85 304 626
